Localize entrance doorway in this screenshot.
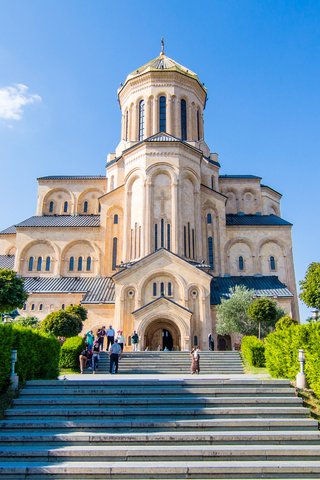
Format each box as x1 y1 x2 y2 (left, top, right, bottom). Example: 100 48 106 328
217 334 232 351
144 319 180 351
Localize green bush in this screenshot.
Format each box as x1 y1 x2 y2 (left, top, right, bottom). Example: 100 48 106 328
0 324 60 391
60 336 85 370
41 310 83 338
241 336 265 367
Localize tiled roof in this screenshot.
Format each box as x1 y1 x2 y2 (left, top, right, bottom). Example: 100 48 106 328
210 275 293 305
0 225 16 235
219 175 262 179
0 255 15 269
15 215 100 228
23 276 115 303
37 175 105 180
226 214 292 226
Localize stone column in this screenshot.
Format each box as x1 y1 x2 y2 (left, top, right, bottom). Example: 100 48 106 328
167 95 172 135
174 97 180 138
152 97 158 135
123 189 132 262
187 103 193 141
144 179 152 254
194 190 201 260
146 98 152 138
171 180 179 254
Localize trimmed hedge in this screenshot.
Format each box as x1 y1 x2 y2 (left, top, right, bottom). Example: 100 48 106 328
241 336 265 367
0 324 60 391
264 322 320 397
60 336 85 370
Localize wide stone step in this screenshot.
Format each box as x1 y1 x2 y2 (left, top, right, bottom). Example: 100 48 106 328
1 460 320 478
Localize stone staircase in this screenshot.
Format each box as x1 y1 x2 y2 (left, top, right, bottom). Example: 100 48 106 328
95 350 244 374
0 377 320 478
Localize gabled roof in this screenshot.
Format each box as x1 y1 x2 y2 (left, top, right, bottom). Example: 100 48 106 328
0 255 15 269
145 132 180 143
0 225 16 235
226 214 292 226
132 295 192 315
210 275 293 305
23 276 115 303
37 175 105 181
14 215 100 228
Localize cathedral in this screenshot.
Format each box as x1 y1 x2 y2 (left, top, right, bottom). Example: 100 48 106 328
0 47 299 351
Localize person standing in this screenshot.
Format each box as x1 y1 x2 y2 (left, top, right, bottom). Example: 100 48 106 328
208 333 214 351
97 326 106 351
79 347 89 374
116 330 125 352
106 325 115 350
131 331 139 352
86 330 94 352
109 339 122 374
190 346 200 374
92 340 100 374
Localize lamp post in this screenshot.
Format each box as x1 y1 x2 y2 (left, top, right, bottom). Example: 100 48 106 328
311 309 319 322
10 349 19 390
296 349 307 389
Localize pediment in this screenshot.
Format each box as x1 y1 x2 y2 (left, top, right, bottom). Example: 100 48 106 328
132 295 192 323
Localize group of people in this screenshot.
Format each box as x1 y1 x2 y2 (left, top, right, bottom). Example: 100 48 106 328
79 326 140 374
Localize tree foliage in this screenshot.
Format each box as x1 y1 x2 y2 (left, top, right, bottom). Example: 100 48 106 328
0 269 28 314
65 304 87 321
41 310 82 338
275 315 298 330
14 316 40 328
247 297 278 338
216 286 255 336
300 262 320 310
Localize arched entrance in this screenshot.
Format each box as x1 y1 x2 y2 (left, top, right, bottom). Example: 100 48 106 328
217 334 232 351
144 319 181 351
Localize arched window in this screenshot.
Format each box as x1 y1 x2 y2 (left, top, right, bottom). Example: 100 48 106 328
31 304 35 311
98 202 101 213
45 256 51 271
160 282 165 296
77 257 83 271
153 282 157 296
196 109 200 141
208 237 214 270
168 282 172 296
159 96 166 132
69 256 74 271
138 99 145 141
181 99 187 140
154 224 158 251
86 256 92 271
49 201 54 213
39 304 43 311
183 226 187 257
167 224 171 251
239 256 244 271
112 237 118 270
125 110 129 141
61 304 65 310
28 257 34 272
207 213 212 224
114 214 118 224
37 256 42 271
270 256 276 271
23 303 26 310
63 201 68 213
194 335 198 346
83 201 88 213
160 219 164 248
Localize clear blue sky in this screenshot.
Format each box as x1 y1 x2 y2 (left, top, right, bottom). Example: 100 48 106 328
0 0 319 320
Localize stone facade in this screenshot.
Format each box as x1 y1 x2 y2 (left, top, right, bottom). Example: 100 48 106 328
0 50 299 350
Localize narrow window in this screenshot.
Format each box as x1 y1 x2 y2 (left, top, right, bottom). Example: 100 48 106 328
239 256 244 271
181 99 187 140
160 282 165 296
270 256 276 271
37 257 42 271
49 201 54 213
194 335 198 346
77 256 83 271
114 214 118 224
39 304 43 311
28 257 34 272
69 256 74 271
139 99 145 141
153 282 157 296
159 96 166 132
63 201 68 213
112 237 118 270
161 218 164 248
188 222 191 258
45 256 51 271
167 224 171 251
83 201 88 213
208 236 214 270
211 176 214 190
61 304 65 310
207 213 212 224
125 110 129 141
168 282 172 296
128 335 132 346
23 303 26 310
197 109 200 141
31 304 35 311
192 228 195 259
184 226 187 257
86 256 92 271
98 203 101 213
154 224 158 251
